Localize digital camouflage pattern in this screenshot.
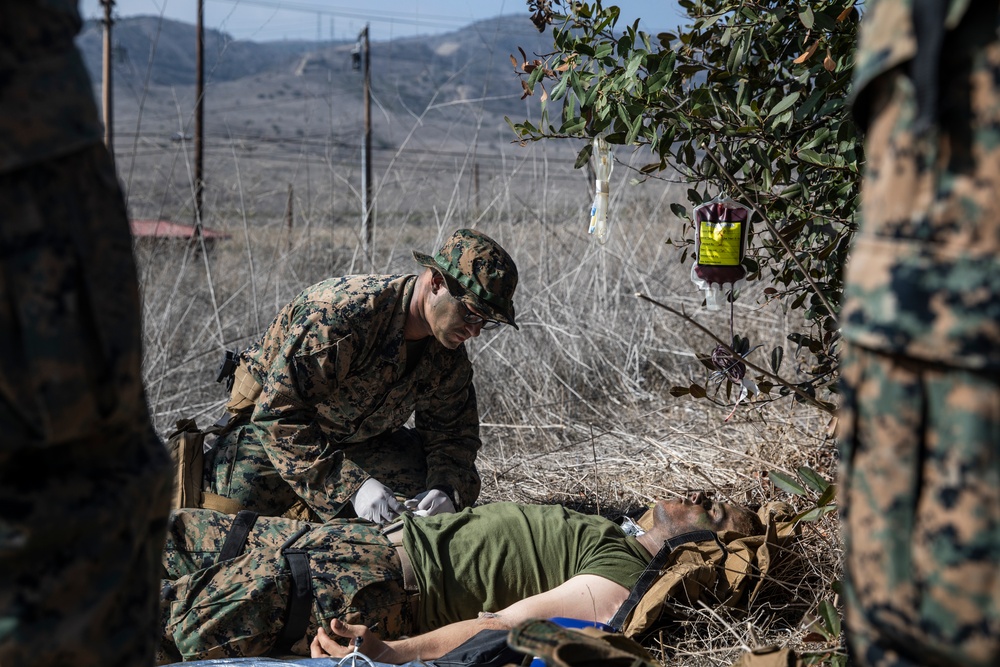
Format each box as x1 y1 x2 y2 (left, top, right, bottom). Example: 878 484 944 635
842 0 1000 368
840 1 1000 666
0 4 172 666
412 228 519 327
839 349 999 667
0 1 103 171
205 274 482 520
159 508 412 662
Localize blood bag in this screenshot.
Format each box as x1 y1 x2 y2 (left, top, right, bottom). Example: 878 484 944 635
690 196 749 310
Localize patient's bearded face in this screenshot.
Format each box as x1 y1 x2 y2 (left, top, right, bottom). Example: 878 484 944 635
655 492 758 536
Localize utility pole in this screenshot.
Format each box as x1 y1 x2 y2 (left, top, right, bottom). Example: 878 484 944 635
100 0 115 163
355 24 373 267
194 0 205 230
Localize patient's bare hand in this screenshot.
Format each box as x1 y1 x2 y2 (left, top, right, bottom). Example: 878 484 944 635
310 618 399 663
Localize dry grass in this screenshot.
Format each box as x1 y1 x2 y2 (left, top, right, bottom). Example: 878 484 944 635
131 134 844 666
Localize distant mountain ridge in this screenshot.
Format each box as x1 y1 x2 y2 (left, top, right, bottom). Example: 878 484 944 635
78 16 331 86
72 13 580 191
76 14 554 114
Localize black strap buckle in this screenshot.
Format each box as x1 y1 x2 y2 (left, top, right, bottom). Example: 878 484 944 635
216 349 239 391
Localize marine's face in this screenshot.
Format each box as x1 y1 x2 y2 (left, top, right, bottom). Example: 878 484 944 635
427 277 485 349
654 492 757 536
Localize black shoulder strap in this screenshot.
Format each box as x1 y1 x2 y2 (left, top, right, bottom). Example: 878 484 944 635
910 0 950 134
217 510 259 563
279 525 313 648
608 529 721 632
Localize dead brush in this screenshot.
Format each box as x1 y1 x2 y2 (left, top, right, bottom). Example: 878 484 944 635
132 134 844 665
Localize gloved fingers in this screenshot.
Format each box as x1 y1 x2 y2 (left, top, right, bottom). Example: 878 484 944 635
415 489 445 511
381 497 405 522
352 478 404 523
416 489 455 515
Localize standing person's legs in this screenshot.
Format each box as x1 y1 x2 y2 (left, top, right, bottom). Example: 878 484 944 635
0 144 172 666
839 345 1000 667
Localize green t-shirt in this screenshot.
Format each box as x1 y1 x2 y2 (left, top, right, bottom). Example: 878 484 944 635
404 502 651 631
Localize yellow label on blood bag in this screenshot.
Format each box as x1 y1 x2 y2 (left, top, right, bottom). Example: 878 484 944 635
698 221 742 265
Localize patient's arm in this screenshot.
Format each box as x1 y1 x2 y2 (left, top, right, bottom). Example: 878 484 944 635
310 574 630 664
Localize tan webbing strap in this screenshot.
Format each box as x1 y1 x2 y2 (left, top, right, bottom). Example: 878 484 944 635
201 492 245 515
383 521 419 594
166 419 206 510
225 361 263 412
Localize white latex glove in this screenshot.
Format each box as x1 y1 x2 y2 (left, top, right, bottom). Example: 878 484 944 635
410 489 456 516
351 478 404 523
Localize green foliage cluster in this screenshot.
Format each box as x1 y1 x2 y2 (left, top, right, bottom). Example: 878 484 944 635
770 465 845 665
509 0 863 415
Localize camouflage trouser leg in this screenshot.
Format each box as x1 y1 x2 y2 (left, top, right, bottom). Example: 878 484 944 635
205 423 430 518
838 345 1000 667
160 509 413 661
204 414 303 516
0 144 173 667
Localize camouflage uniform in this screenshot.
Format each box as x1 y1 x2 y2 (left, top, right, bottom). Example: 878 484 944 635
205 230 518 521
158 503 648 662
839 1 1000 666
0 2 173 666
159 509 411 663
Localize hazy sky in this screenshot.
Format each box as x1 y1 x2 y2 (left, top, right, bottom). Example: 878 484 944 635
79 1 687 43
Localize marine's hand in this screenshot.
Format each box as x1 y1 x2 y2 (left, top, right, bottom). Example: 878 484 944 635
311 618 400 663
411 489 456 516
351 478 404 523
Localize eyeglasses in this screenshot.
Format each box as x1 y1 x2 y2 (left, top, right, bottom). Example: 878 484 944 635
455 298 503 330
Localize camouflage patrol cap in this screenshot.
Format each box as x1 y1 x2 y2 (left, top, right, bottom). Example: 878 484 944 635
413 228 519 329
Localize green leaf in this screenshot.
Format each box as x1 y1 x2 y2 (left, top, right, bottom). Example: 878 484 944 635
669 386 691 397
805 124 833 147
573 143 593 169
817 483 838 507
559 117 587 135
550 73 570 101
625 113 643 145
792 504 837 523
770 346 784 373
799 7 815 29
647 70 671 93
625 53 643 79
797 466 830 494
594 42 614 60
766 91 800 119
769 470 806 496
819 599 842 637
527 64 545 88
797 148 831 166
689 383 706 398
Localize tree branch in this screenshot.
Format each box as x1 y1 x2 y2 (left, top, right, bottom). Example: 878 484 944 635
635 292 836 415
